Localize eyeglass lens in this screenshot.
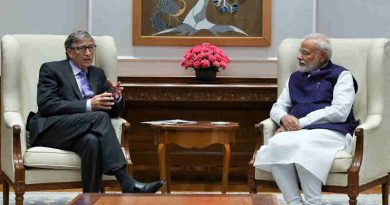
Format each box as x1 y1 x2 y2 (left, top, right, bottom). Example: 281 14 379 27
73 45 96 52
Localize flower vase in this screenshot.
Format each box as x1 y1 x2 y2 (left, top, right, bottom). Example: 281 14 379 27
195 69 217 82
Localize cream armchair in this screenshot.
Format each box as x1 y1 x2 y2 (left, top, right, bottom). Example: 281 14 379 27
248 38 390 205
1 34 132 205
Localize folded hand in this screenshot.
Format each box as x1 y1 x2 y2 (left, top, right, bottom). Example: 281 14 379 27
281 114 301 131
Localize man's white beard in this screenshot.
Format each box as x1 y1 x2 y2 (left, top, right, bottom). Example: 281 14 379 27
298 58 320 73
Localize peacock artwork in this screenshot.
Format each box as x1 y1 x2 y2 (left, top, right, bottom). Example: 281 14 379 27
149 0 253 36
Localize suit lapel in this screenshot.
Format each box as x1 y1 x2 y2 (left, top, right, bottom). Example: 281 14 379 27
63 60 83 99
88 67 98 95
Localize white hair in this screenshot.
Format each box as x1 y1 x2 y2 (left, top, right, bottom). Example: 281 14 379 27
304 33 332 59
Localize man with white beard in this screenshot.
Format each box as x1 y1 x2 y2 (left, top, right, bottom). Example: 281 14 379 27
254 33 359 205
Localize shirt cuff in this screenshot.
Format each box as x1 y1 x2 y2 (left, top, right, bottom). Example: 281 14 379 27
299 117 310 128
274 113 287 126
86 99 92 112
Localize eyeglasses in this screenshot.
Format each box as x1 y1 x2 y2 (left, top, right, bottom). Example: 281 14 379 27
71 45 97 53
299 49 320 57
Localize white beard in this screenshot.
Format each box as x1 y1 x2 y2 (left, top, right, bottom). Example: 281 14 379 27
298 57 321 73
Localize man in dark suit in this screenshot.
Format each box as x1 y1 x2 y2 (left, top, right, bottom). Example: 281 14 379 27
28 31 164 193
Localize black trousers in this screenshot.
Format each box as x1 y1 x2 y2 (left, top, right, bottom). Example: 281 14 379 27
33 111 126 192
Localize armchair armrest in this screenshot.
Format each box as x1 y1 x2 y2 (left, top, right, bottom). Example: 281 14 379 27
349 114 382 157
254 118 277 150
110 117 133 175
2 112 26 181
249 118 276 193
110 117 127 142
250 118 277 167
349 114 386 184
4 112 25 129
355 114 381 131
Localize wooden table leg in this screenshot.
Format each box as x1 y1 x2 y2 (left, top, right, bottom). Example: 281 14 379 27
166 146 172 193
158 143 169 193
3 180 9 205
222 143 231 194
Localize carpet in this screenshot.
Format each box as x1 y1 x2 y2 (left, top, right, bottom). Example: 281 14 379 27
276 194 382 205
0 192 383 205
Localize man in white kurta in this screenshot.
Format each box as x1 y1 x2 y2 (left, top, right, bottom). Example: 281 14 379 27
254 33 358 205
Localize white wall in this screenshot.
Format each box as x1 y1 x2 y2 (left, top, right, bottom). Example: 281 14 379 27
1 0 389 77
318 0 390 38
0 0 88 75
0 0 88 36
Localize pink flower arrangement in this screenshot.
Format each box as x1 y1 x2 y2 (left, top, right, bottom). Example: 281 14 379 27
180 43 230 72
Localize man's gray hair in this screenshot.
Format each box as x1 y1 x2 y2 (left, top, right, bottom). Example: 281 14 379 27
304 33 332 59
64 31 94 59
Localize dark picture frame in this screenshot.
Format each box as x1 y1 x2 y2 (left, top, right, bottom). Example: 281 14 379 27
132 0 271 47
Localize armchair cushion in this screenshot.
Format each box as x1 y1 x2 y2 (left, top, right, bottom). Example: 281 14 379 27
24 147 80 169
329 150 352 173
24 146 126 170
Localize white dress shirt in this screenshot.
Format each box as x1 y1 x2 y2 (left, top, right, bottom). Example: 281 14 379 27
69 61 93 112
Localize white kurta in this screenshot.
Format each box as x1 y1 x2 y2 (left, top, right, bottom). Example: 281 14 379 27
254 71 356 184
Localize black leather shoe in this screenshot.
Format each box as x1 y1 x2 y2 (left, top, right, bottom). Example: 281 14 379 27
134 180 166 193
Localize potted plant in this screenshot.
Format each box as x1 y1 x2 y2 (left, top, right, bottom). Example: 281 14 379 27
180 43 230 81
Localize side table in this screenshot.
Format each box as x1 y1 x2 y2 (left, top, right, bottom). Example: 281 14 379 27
151 121 239 193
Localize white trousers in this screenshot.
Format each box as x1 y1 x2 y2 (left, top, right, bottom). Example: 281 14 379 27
272 163 322 205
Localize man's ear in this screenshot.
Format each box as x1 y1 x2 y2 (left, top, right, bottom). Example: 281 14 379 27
66 49 73 59
320 51 329 62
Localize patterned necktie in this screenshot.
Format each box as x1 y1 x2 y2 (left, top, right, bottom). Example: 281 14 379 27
79 71 95 99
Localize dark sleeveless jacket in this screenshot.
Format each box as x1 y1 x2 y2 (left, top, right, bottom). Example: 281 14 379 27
288 61 359 135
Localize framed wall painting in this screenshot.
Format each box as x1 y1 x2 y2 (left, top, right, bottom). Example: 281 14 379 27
132 0 271 47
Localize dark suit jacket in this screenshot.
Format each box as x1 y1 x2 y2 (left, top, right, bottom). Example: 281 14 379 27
28 60 124 145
